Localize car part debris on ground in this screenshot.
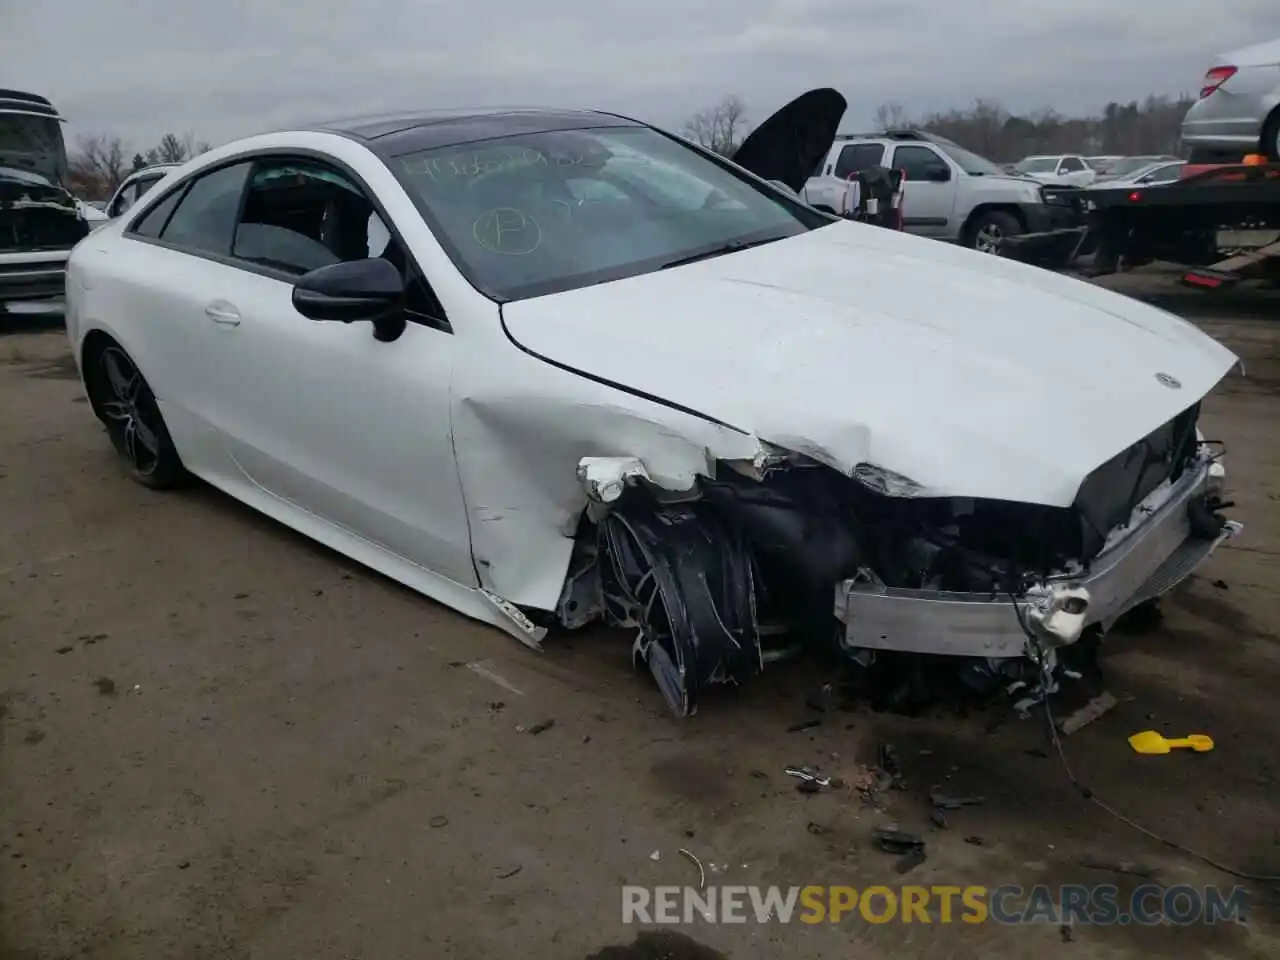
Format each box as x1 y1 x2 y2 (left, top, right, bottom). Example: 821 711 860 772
679 848 706 890
873 826 928 873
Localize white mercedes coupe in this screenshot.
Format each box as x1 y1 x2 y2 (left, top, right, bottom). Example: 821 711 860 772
64 90 1242 716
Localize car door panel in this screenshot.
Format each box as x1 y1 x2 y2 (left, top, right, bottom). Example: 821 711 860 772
95 238 240 479
194 267 475 585
158 154 478 587
892 145 955 237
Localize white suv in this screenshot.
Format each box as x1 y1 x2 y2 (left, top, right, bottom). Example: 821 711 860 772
802 131 1081 253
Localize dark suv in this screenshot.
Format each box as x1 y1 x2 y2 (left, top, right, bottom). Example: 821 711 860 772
1 90 89 309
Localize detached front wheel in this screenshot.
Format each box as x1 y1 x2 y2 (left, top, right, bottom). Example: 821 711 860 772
967 210 1021 255
86 343 188 489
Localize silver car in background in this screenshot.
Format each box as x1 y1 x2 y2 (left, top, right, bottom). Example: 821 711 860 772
1086 160 1185 189
1181 37 1280 162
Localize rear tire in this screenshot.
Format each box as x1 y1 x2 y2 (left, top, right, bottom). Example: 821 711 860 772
965 210 1021 255
1262 109 1280 162
1187 146 1246 165
84 341 189 489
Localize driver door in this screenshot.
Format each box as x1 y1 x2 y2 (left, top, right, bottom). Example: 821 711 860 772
891 144 955 237
187 156 476 586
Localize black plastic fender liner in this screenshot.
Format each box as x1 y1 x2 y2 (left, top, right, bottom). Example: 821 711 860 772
597 502 760 717
701 470 864 626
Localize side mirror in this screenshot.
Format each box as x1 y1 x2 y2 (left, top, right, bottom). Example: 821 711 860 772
293 257 406 342
924 165 951 182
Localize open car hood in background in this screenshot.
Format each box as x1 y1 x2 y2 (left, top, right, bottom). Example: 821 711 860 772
0 164 85 253
0 90 70 188
731 88 847 193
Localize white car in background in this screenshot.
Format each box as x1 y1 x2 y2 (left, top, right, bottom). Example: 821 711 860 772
77 199 109 229
1087 160 1185 189
104 162 181 220
801 130 1077 253
1092 155 1181 183
62 93 1242 716
1011 154 1097 187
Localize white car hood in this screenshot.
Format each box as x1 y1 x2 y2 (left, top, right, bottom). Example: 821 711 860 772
502 222 1238 507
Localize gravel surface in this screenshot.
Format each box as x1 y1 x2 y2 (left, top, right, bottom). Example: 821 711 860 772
2 276 1278 959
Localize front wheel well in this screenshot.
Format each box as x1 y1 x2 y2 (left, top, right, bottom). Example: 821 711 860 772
1262 104 1280 161
79 329 123 420
961 204 1027 243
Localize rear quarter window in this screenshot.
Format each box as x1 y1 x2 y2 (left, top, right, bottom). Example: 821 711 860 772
129 186 185 238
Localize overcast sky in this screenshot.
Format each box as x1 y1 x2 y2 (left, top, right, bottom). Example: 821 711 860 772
3 0 1278 153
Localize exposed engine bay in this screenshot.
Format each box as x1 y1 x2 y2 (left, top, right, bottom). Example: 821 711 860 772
554 401 1240 717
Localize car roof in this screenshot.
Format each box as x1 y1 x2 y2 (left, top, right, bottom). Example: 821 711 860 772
307 107 642 156
1219 36 1280 68
835 130 939 143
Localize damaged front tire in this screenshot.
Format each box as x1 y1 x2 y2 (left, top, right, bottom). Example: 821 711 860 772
597 502 761 717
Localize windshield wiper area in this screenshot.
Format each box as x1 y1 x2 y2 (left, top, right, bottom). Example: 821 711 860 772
659 236 783 270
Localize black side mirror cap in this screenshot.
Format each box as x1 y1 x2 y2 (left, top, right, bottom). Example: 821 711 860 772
292 257 407 341
924 165 951 182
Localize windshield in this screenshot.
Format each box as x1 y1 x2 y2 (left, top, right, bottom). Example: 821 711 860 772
391 125 827 301
931 141 1005 176
0 113 68 186
1013 158 1057 174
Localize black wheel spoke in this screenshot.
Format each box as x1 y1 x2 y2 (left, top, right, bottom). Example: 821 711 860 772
133 415 160 456
102 350 138 402
100 399 131 422
122 419 139 466
97 347 161 476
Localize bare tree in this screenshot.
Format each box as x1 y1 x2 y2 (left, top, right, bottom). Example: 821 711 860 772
141 130 211 166
70 134 129 193
683 95 749 156
873 102 910 131
865 95 1195 163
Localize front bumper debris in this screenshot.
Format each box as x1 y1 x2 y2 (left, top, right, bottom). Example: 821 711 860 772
834 457 1240 659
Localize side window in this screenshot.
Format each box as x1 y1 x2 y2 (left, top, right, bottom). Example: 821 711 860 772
233 159 376 275
135 175 162 199
109 182 138 218
159 162 252 256
892 145 945 181
233 157 448 328
833 143 885 179
1147 164 1182 183
1060 157 1085 173
130 186 186 238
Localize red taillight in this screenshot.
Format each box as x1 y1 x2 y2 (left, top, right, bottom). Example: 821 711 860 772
1200 66 1237 98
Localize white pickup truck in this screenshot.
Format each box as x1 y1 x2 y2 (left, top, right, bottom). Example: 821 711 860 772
801 130 1081 253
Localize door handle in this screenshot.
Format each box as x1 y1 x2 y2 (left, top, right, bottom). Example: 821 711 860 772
204 301 241 326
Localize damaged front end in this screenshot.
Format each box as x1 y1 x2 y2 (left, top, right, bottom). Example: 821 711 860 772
556 404 1241 717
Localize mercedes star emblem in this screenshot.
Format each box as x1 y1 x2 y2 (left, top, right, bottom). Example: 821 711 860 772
1155 372 1181 389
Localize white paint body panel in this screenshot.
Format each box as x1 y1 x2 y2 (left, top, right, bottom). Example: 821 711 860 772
504 221 1237 507
64 129 1240 638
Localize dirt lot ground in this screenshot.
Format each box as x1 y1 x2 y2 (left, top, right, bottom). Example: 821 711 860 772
2 275 1279 960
